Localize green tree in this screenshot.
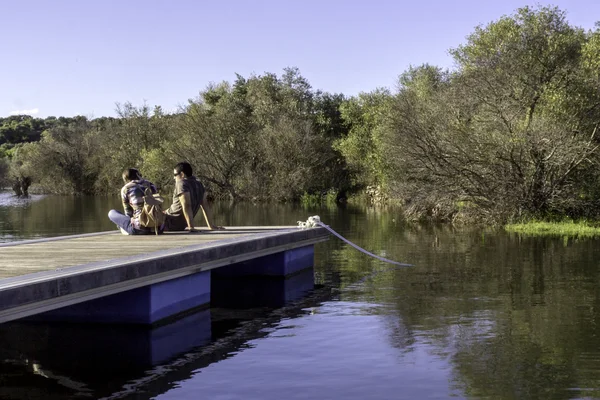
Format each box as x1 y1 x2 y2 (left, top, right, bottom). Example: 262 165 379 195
28 118 99 194
5 143 37 196
336 88 393 191
0 156 9 189
383 6 600 222
172 81 255 200
312 91 353 199
92 104 176 194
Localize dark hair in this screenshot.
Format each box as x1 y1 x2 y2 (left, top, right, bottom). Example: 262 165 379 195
122 168 140 183
174 162 193 177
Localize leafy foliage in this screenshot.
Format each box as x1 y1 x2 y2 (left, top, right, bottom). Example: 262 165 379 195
380 6 600 223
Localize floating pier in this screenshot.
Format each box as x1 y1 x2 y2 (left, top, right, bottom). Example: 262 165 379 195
0 226 328 325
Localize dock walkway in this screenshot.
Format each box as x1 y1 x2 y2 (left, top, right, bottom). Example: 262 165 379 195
0 226 329 324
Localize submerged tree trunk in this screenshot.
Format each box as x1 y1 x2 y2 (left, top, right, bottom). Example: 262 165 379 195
21 177 31 197
12 180 22 197
12 177 32 197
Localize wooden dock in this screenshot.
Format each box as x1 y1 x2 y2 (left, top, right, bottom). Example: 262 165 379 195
0 226 329 324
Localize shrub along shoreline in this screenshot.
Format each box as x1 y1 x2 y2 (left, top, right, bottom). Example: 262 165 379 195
504 220 600 238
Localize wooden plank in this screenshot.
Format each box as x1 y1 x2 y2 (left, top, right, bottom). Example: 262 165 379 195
0 226 298 279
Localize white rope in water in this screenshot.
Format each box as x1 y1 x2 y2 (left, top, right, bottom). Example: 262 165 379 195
298 216 413 267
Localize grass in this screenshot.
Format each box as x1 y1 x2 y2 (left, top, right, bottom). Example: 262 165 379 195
300 190 338 207
504 219 600 238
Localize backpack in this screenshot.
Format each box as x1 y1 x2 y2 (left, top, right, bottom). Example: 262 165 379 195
139 187 166 235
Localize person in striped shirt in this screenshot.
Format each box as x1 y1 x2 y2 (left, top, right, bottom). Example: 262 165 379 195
108 168 158 235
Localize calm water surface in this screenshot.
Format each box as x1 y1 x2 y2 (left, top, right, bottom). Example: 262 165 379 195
1 192 600 399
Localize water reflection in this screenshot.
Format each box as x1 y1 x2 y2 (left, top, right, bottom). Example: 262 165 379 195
0 192 121 241
0 269 323 399
212 268 316 309
334 228 600 400
0 310 211 397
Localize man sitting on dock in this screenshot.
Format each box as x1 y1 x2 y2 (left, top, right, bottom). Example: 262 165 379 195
108 168 159 235
164 162 224 232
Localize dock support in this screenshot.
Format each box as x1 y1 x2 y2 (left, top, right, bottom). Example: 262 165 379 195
211 245 315 308
212 245 315 278
212 267 315 308
33 270 211 325
27 245 315 325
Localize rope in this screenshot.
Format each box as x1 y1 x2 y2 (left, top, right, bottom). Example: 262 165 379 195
298 216 413 267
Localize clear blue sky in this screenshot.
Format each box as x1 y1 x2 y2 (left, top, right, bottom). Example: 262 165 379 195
2 0 598 118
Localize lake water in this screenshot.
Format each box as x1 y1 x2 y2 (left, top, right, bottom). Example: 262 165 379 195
1 192 600 399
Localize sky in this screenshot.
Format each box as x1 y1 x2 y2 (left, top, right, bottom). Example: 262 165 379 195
1 0 599 118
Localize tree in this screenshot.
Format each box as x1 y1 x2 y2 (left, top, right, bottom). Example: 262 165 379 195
92 104 176 194
29 118 100 194
0 115 48 146
5 143 37 196
336 88 393 191
383 6 600 222
312 91 353 199
172 82 255 200
0 157 9 189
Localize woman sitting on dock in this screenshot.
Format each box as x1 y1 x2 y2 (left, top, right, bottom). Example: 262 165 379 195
108 168 159 235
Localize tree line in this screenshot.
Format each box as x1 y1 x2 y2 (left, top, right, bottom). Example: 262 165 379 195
1 6 599 224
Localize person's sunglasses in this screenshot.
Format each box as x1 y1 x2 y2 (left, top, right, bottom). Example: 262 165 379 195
173 172 180 176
